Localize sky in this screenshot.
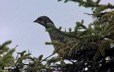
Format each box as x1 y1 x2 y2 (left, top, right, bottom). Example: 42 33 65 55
0 0 113 58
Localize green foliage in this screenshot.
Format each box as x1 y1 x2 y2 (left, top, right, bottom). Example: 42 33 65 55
40 0 114 72
46 56 61 66
8 0 113 72
27 55 46 71
15 50 32 69
0 40 15 71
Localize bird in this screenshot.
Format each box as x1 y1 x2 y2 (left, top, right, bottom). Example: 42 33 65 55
34 16 78 59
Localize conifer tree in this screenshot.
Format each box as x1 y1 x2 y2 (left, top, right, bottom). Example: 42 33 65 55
13 50 32 72
55 0 114 72
0 40 15 72
27 55 46 72
41 0 114 72
33 0 114 72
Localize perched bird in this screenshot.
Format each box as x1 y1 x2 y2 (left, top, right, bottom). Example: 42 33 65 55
34 16 77 59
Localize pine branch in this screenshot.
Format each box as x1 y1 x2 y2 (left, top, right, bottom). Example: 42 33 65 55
41 53 55 62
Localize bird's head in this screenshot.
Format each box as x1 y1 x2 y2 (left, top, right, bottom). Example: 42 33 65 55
34 16 54 28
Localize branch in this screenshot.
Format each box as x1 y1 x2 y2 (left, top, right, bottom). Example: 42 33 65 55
41 53 55 62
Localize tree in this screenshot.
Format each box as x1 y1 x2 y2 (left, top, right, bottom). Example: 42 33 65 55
0 40 15 72
57 0 114 72
27 55 45 72
12 50 32 72
38 0 114 72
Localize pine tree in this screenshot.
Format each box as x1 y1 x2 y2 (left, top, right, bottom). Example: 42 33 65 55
56 0 114 72
33 0 114 72
40 0 114 72
0 40 15 72
13 50 32 72
27 55 46 72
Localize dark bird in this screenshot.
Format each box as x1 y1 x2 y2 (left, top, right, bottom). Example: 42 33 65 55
34 16 77 59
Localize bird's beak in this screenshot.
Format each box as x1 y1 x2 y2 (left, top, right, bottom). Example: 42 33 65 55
33 20 37 22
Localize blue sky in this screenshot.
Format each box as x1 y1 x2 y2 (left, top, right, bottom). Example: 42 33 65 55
0 0 113 58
